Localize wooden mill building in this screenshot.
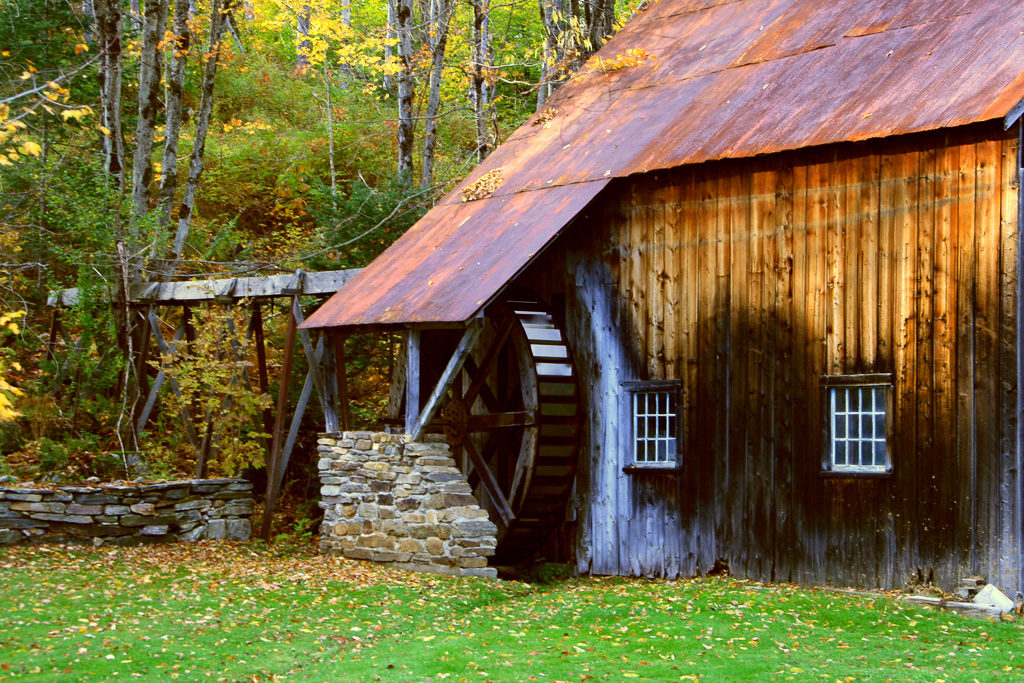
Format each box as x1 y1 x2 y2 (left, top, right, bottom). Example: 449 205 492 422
305 0 1024 592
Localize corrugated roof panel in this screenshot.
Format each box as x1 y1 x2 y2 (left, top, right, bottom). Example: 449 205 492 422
305 0 1024 330
300 181 610 328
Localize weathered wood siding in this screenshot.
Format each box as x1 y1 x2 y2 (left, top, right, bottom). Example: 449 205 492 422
521 120 1023 591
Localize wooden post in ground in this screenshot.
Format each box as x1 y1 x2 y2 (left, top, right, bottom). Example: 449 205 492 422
261 295 299 541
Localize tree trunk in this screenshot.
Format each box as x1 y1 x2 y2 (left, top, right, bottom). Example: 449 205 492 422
419 0 454 188
341 0 351 27
537 0 568 110
93 0 125 190
130 0 170 231
383 0 394 90
586 0 614 49
165 0 232 278
296 5 311 71
471 0 493 161
155 0 191 271
394 0 415 181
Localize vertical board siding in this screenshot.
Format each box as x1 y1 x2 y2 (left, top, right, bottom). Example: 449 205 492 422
526 120 1021 591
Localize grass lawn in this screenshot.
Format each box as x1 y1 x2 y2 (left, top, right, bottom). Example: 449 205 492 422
1 542 1022 682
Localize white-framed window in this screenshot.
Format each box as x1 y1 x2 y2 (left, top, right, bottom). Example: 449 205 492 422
623 380 681 469
822 375 893 474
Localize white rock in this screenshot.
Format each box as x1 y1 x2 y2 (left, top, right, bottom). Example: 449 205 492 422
973 584 1015 612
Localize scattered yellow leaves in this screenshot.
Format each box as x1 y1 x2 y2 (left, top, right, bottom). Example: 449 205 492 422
461 168 503 202
533 108 558 128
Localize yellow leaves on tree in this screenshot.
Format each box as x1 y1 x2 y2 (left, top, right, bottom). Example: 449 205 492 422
0 311 25 422
592 48 658 74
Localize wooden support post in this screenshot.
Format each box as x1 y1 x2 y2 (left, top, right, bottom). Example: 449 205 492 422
405 329 421 435
144 307 201 452
321 332 340 433
135 320 187 434
275 335 325 500
464 436 515 526
251 301 275 467
334 333 352 431
261 295 299 542
412 319 484 440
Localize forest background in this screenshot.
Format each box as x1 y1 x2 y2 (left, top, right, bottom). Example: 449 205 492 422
0 0 629 521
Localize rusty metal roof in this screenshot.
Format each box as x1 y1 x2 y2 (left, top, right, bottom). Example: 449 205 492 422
304 0 1024 330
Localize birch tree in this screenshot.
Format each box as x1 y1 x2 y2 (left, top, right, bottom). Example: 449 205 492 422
470 0 494 161
393 0 415 180
419 0 456 187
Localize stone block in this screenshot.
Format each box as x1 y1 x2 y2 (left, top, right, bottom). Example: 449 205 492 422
67 504 103 515
450 546 494 558
426 494 478 509
425 472 464 483
343 547 376 561
179 526 205 542
363 461 390 472
0 530 21 545
74 493 119 505
342 504 356 518
173 499 211 511
442 482 473 494
129 503 155 515
332 522 350 536
368 550 412 563
46 492 74 502
354 439 373 451
377 494 394 506
86 524 136 537
402 512 427 523
11 502 66 514
381 520 408 536
120 514 178 527
398 538 425 554
357 502 379 518
452 519 498 538
396 498 420 512
5 493 42 502
321 485 342 497
318 457 333 470
175 510 203 524
418 457 457 468
356 534 394 550
162 488 191 500
378 506 400 520
218 502 253 516
456 557 489 569
438 508 489 523
103 505 131 515
141 525 170 536
396 473 422 485
425 538 445 556
206 519 227 540
226 519 251 541
30 513 92 524
211 491 251 500
409 524 440 539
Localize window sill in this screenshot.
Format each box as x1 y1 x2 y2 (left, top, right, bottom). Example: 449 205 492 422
820 469 892 479
623 465 682 475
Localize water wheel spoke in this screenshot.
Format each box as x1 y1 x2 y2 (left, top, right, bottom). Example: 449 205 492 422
466 410 537 430
461 356 502 413
463 313 515 407
464 436 515 527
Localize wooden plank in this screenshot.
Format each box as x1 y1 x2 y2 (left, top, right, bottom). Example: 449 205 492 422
996 124 1020 588
893 143 920 587
973 131 1001 579
334 333 352 431
932 134 959 586
916 141 938 582
321 331 340 433
726 168 751 573
800 152 829 586
387 340 408 421
648 182 666 381
955 128 978 577
827 149 846 375
278 336 325 498
405 330 422 435
859 150 881 370
877 146 901 590
412 320 484 440
663 178 681 383
774 160 796 584
291 300 328 417
749 161 774 582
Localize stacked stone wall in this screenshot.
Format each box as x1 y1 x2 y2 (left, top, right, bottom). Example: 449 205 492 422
0 479 254 546
318 432 498 578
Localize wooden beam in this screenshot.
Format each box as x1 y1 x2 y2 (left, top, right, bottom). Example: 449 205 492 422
291 301 329 420
412 320 484 440
335 333 351 431
462 314 515 407
405 330 421 435
464 436 514 527
251 301 274 466
387 339 408 421
321 332 340 433
262 295 299 542
466 411 537 430
47 269 362 308
135 320 187 434
274 336 325 499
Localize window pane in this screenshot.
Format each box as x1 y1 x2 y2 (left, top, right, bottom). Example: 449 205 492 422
873 440 887 467
849 389 860 412
834 440 847 465
834 388 845 412
874 413 885 439
862 415 873 440
835 415 846 438
849 414 860 439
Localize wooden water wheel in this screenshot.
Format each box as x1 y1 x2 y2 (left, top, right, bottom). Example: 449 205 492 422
439 290 580 563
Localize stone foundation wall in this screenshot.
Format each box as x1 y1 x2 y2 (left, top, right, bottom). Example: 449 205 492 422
318 432 498 578
0 479 254 546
